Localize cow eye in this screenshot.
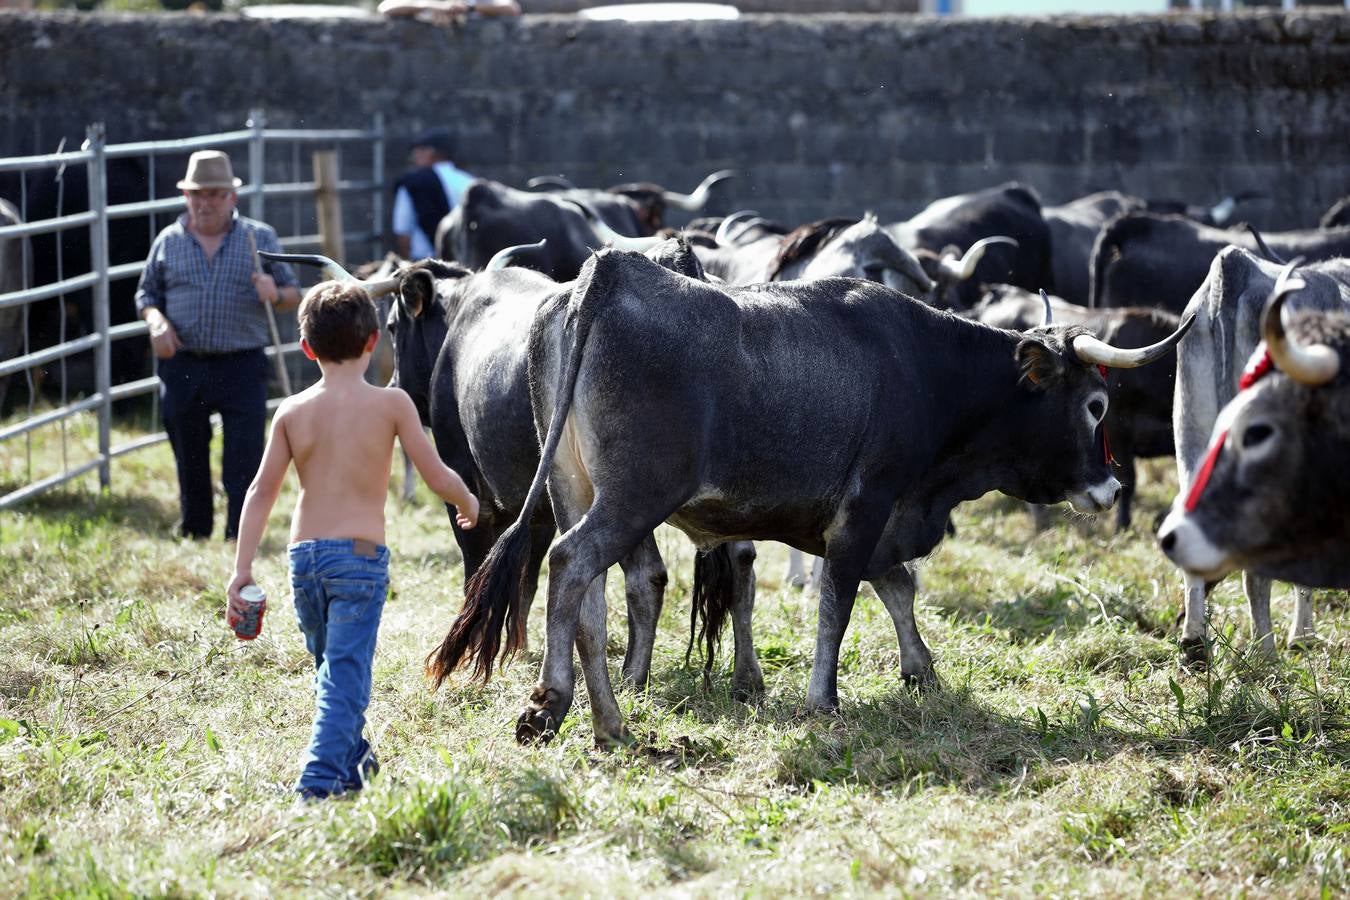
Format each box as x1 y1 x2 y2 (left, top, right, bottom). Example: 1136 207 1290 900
1242 423 1275 449
1088 398 1106 421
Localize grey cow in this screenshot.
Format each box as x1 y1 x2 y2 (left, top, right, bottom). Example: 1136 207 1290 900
1163 250 1350 662
429 248 1192 746
1161 263 1350 591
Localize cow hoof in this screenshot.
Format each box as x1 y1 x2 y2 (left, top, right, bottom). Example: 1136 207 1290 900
902 668 938 691
515 705 559 745
804 694 840 714
1287 633 1322 652
1179 638 1209 671
732 673 766 703
593 728 635 750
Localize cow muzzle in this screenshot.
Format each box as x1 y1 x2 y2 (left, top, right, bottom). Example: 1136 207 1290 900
1157 506 1233 580
1066 477 1121 514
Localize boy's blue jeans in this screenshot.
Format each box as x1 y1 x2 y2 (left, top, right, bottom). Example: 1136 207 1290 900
288 538 390 799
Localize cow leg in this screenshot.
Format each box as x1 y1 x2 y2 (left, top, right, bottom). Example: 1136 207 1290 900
1028 503 1054 532
805 558 863 712
619 533 667 690
519 499 651 747
806 555 824 594
727 540 765 701
518 522 557 649
454 516 498 585
785 546 809 588
1114 454 1137 532
1288 587 1318 649
400 449 416 504
1242 572 1277 656
871 562 935 688
1179 573 1209 667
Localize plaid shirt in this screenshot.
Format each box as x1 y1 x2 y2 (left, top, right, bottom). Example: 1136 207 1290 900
135 211 297 353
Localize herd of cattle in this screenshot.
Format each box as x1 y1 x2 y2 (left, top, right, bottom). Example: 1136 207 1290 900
10 158 1346 745
262 169 1350 746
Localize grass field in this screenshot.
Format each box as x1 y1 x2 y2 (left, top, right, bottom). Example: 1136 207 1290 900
2 414 1347 897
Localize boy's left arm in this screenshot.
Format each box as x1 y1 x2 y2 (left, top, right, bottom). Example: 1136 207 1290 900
226 408 294 627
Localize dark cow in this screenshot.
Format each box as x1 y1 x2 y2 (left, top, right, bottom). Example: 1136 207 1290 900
1160 251 1350 661
969 285 1182 531
1160 266 1350 592
0 158 180 402
1144 189 1266 228
888 182 1054 310
526 170 735 236
285 240 765 697
0 199 25 412
436 172 732 282
1088 211 1350 314
427 248 1192 745
1043 191 1146 307
695 215 934 295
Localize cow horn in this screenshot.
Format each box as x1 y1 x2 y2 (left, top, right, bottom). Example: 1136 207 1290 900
527 174 574 191
937 236 1019 282
878 241 936 294
257 250 402 298
486 239 548 271
1246 224 1286 265
663 169 737 211
714 209 761 245
1263 258 1339 386
1039 289 1053 327
1071 312 1196 369
580 209 664 253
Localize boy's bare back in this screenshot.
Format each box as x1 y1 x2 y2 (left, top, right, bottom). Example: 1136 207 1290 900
280 378 406 545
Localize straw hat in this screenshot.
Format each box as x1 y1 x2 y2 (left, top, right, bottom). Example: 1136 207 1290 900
177 150 243 191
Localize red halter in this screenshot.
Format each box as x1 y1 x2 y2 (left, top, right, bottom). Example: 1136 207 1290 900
1097 365 1115 465
1183 342 1273 512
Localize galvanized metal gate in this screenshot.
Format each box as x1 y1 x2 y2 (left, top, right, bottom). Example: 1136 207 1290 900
0 110 387 510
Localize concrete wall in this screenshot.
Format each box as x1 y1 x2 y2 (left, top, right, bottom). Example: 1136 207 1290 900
1 10 1348 232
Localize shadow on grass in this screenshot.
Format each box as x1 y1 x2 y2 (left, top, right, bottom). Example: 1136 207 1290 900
7 489 177 540
635 635 1350 796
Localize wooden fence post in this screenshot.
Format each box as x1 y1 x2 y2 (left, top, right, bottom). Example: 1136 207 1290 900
312 150 344 265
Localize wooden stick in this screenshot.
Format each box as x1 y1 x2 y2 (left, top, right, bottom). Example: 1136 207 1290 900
247 229 292 395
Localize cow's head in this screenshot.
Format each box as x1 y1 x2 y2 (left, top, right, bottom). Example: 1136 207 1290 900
771 215 935 296
918 236 1020 311
1159 271 1350 581
386 259 473 424
1007 297 1193 513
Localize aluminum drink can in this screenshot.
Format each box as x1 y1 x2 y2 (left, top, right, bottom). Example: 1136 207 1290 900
235 584 267 640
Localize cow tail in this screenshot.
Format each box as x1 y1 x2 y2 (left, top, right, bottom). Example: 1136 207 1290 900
685 544 736 690
426 250 616 687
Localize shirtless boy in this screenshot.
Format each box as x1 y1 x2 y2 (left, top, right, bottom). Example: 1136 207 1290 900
226 281 479 800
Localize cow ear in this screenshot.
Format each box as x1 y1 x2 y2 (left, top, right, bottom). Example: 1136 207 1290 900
1015 337 1065 391
400 269 435 319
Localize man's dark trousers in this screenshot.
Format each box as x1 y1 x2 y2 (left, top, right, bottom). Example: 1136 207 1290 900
159 349 267 540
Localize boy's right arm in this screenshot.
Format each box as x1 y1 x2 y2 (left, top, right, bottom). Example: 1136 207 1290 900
391 390 480 529
226 407 295 625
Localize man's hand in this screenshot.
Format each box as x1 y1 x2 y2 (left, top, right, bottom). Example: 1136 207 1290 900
251 271 280 305
146 308 181 360
456 494 480 530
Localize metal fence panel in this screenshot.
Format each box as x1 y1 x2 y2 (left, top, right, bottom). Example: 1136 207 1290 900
0 112 387 511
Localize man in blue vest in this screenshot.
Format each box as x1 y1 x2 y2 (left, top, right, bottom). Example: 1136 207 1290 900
391 128 475 260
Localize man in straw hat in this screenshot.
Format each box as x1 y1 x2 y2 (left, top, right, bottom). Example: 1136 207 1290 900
135 149 301 540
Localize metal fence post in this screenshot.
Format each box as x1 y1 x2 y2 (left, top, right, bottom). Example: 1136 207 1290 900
84 123 111 490
372 112 385 260
246 108 266 222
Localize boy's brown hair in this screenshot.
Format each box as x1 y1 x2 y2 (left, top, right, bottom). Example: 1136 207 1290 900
298 283 380 361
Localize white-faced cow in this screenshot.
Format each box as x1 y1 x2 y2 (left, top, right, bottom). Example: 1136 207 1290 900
1160 252 1350 663
1160 265 1350 592
427 248 1193 746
